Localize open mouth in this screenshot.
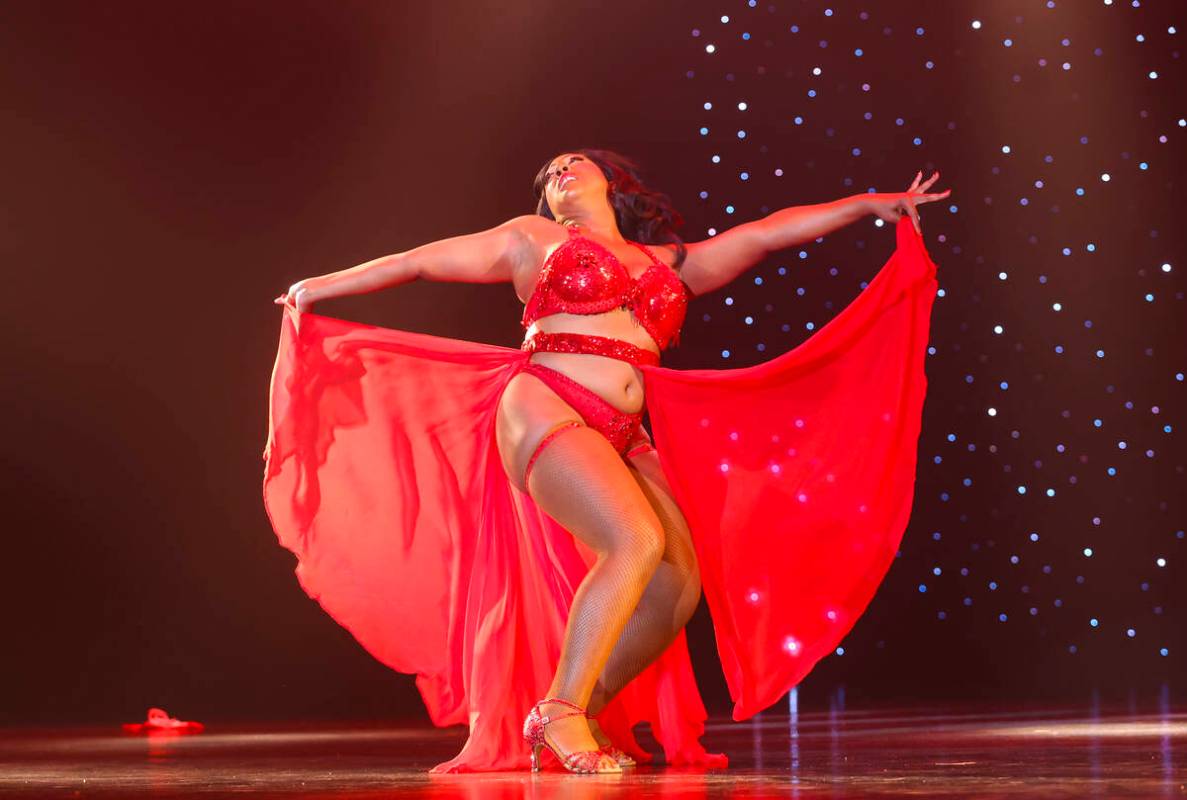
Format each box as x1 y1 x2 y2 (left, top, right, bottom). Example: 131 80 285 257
558 174 577 190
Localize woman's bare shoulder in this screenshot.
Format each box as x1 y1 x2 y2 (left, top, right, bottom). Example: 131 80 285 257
505 215 567 302
504 214 566 245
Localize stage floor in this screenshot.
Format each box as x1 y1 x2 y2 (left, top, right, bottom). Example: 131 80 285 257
1 701 1183 798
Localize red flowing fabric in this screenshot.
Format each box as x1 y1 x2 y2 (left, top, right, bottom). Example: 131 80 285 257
261 217 938 771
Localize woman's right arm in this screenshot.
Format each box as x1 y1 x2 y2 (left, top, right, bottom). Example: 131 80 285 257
277 214 544 311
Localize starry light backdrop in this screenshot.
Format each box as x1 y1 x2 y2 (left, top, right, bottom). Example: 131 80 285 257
662 0 1184 702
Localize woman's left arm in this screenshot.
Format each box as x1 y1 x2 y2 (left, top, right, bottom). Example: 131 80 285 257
679 171 948 297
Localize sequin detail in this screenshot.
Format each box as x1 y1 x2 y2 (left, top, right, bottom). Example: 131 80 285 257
522 227 690 350
523 421 582 487
521 331 660 367
518 362 644 456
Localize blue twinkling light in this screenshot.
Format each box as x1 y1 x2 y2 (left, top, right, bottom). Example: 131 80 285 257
680 8 1180 676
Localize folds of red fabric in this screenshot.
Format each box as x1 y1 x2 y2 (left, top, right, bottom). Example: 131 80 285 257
261 216 937 771
640 216 938 720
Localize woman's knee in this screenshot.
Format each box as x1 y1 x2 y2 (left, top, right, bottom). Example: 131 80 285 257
626 516 666 572
585 501 665 572
522 427 666 564
663 527 700 626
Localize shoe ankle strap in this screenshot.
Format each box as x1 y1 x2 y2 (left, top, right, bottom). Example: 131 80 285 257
536 697 588 715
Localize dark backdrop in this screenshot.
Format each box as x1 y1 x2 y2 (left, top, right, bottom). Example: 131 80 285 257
1 0 1181 726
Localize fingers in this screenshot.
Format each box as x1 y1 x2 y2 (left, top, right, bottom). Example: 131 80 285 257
907 169 948 189
902 195 921 235
910 170 941 193
902 170 947 234
914 189 952 205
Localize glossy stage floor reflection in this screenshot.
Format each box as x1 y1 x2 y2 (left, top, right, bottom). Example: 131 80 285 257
2 700 1183 798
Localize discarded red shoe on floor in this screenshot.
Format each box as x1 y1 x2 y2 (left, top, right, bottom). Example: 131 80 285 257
121 707 204 734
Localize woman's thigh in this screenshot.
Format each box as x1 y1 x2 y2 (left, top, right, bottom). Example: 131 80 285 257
496 370 585 494
496 371 664 556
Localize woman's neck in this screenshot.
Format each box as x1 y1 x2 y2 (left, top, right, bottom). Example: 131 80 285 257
559 209 625 244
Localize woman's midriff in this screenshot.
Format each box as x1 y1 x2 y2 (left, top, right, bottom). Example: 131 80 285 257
524 309 657 416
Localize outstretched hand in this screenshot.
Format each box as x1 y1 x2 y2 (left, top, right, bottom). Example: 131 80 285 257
866 170 950 235
274 279 321 313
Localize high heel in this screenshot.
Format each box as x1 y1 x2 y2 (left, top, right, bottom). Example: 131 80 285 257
599 743 638 768
586 713 637 767
522 697 622 774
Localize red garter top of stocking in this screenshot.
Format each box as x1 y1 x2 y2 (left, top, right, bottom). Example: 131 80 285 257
521 226 692 350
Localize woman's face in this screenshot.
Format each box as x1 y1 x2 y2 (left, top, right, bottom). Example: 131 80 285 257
542 153 610 215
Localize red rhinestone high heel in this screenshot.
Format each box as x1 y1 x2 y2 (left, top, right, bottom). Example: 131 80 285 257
584 712 638 767
523 697 622 774
599 743 637 767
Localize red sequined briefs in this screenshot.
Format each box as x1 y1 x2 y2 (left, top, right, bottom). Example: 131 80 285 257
521 226 692 350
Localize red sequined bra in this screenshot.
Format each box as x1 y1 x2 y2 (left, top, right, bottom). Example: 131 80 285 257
521 226 692 356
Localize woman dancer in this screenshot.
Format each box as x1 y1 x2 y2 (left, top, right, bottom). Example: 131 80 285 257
266 149 948 773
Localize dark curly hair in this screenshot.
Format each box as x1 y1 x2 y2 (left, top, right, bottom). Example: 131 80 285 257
532 148 688 269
